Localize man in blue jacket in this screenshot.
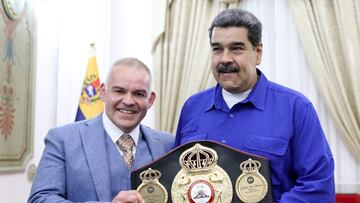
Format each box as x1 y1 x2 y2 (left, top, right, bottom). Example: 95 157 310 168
174 9 335 202
29 57 174 203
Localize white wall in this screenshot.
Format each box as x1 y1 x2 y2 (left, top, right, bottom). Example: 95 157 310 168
0 0 59 201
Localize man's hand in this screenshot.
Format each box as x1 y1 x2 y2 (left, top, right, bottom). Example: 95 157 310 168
111 190 145 203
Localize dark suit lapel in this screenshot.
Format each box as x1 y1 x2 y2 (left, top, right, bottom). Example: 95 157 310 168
80 115 112 201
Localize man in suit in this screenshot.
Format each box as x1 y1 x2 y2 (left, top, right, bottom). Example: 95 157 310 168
29 57 174 203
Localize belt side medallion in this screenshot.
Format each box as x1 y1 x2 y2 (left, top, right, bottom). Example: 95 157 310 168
236 158 268 203
136 168 168 203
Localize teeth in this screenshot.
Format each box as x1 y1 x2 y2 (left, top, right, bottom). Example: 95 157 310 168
118 109 135 114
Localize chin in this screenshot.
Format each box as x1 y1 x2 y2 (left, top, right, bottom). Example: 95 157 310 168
223 86 242 93
221 83 236 90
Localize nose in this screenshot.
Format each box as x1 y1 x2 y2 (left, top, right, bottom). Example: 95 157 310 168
220 50 233 65
122 94 135 106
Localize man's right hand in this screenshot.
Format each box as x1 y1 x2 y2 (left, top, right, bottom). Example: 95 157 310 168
111 190 145 203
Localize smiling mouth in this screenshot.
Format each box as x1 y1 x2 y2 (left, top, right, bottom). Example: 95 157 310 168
118 108 136 114
219 69 239 73
219 72 237 75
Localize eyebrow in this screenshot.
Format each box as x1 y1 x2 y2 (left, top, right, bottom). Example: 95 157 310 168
232 42 246 47
112 86 149 94
210 41 246 47
111 86 121 90
135 89 148 94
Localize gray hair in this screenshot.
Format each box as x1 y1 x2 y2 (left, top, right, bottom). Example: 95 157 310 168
107 57 152 91
208 8 262 48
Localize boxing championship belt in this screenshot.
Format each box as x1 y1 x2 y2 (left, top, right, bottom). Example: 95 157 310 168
131 140 273 203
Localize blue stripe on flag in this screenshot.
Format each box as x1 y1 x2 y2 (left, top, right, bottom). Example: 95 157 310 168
75 107 86 121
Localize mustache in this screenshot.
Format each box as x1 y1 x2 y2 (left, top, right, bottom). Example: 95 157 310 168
218 64 240 73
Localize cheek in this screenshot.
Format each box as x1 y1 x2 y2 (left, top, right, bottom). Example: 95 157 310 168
106 97 121 109
143 101 153 110
211 67 219 80
134 99 150 110
236 57 251 68
211 55 219 66
106 97 116 105
211 58 219 74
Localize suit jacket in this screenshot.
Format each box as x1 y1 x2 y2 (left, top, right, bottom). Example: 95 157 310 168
28 114 174 203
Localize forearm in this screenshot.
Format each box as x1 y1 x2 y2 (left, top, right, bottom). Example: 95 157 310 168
279 155 335 202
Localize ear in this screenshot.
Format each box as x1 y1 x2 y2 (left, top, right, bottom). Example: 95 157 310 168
147 91 156 109
255 43 263 65
99 83 106 102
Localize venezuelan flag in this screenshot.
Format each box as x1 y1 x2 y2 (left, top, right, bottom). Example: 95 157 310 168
75 54 104 121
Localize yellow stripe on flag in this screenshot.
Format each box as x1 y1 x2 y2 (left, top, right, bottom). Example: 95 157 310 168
78 56 104 119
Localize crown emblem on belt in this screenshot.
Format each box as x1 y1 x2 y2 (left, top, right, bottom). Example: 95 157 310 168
240 158 261 172
179 143 218 172
139 168 161 182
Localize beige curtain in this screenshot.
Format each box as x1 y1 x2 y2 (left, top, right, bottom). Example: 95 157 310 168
152 0 239 133
289 0 360 160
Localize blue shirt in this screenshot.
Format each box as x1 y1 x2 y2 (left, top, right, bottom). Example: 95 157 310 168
175 70 335 202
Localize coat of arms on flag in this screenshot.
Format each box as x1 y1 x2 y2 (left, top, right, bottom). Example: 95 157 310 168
75 44 104 121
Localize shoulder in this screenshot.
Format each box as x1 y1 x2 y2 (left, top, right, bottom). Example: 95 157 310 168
266 81 311 105
183 86 216 106
46 116 102 141
140 125 174 143
49 119 85 133
140 125 174 139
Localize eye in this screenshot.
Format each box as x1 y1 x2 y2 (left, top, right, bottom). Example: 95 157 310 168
113 88 125 94
211 46 222 53
135 92 146 97
232 46 244 52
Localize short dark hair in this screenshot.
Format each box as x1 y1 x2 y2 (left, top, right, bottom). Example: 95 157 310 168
208 8 262 48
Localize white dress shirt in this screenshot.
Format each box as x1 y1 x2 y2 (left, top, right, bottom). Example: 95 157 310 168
102 112 139 156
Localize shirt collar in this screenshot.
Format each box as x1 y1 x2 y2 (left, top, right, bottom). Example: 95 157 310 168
222 88 252 109
206 68 267 111
245 69 267 111
204 84 228 112
102 112 139 145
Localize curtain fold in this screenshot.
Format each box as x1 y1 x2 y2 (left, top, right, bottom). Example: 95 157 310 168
289 0 360 160
152 0 231 133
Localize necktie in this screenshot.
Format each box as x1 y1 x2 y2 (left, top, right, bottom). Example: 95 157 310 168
117 134 135 168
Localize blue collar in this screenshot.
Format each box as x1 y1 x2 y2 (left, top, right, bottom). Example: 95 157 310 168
205 69 267 112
